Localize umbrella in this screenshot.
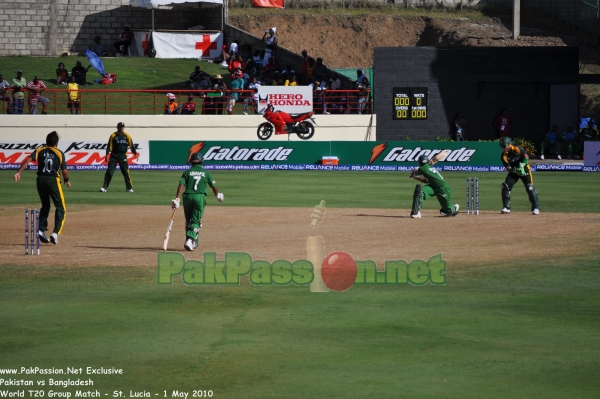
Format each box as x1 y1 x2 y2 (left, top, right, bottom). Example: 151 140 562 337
85 49 105 77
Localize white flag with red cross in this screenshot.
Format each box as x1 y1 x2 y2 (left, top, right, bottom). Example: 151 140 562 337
152 32 223 59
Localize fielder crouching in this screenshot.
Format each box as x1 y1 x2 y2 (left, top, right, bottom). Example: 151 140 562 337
171 152 224 251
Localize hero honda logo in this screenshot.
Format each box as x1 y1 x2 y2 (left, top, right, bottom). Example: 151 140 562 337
369 142 476 164
200 143 294 162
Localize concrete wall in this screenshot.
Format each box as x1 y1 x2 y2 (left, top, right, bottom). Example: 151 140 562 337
373 46 579 143
0 0 222 56
0 114 376 141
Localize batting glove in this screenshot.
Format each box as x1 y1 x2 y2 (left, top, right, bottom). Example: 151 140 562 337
171 198 180 209
217 192 224 202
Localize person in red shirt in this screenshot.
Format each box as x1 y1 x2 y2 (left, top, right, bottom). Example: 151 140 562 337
180 95 196 115
26 76 50 114
494 108 513 138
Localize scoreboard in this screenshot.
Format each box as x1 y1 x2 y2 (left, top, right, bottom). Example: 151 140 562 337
392 87 428 120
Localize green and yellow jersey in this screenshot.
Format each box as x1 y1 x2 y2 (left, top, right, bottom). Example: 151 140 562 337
31 146 66 177
501 144 528 169
106 131 137 156
417 163 447 191
180 164 216 196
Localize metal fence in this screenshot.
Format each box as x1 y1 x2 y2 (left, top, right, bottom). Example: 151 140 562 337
523 0 599 45
0 89 372 116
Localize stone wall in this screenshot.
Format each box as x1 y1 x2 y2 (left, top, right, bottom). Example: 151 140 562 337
0 0 222 56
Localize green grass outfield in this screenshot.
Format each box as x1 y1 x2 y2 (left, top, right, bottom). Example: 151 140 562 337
1 170 600 398
1 170 599 212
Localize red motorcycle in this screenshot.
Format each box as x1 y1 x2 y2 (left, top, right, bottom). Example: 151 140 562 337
257 104 316 140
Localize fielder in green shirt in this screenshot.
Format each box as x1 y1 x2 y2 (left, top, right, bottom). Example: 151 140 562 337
14 131 72 245
409 154 459 218
171 152 224 251
100 121 139 192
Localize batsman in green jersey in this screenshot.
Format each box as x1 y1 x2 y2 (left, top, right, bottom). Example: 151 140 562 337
499 137 540 215
409 154 459 218
100 122 139 193
171 152 224 251
14 131 72 245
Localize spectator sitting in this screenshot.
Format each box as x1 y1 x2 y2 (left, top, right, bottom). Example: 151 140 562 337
0 73 12 114
26 75 50 115
228 54 246 78
113 26 133 56
540 124 563 160
56 62 69 85
164 93 180 115
180 95 196 115
563 124 581 159
89 36 106 57
215 45 230 66
240 43 251 63
67 76 80 115
579 120 599 141
329 72 341 90
71 61 91 85
263 57 277 74
11 70 27 114
252 49 263 65
187 65 210 89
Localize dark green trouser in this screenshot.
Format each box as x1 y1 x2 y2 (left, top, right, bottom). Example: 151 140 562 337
103 154 133 190
420 184 455 214
37 175 67 235
183 193 206 246
502 169 540 211
540 141 561 156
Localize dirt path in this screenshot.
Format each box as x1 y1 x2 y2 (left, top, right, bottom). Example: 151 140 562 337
228 13 577 68
1 206 598 268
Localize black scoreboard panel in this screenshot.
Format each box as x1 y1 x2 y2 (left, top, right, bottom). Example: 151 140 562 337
392 87 428 120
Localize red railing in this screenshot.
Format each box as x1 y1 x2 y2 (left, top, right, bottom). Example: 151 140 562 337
0 89 372 115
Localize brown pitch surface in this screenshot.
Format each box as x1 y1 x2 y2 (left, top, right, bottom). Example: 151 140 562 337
1 206 598 268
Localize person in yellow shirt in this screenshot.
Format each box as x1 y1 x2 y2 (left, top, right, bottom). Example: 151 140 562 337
67 76 80 114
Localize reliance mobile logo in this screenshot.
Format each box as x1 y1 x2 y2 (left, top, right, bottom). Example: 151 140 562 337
369 143 476 163
202 145 294 162
157 252 446 291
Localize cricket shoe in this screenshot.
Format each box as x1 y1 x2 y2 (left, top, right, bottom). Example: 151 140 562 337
50 233 58 245
126 189 134 193
540 155 544 160
99 188 107 192
501 208 511 214
440 209 458 217
38 231 50 244
410 211 421 219
184 239 196 251
453 204 460 212
532 209 540 215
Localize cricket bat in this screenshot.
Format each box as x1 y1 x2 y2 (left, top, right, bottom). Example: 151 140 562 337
430 150 449 165
162 208 177 251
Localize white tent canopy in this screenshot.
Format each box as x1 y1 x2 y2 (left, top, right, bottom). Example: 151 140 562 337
130 0 224 32
130 0 223 9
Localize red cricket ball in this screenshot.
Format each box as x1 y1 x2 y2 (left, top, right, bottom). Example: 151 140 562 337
321 251 357 292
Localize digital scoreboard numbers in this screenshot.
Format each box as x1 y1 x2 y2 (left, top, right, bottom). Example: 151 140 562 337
393 87 428 120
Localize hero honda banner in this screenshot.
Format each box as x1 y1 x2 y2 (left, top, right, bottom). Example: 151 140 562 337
256 86 313 114
149 141 503 166
0 141 150 166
